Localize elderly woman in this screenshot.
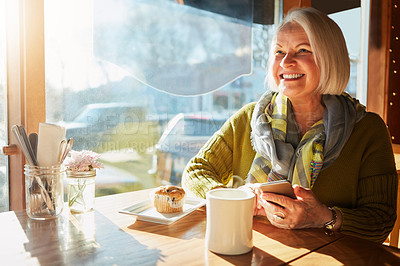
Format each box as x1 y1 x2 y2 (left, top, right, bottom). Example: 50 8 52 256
182 7 397 243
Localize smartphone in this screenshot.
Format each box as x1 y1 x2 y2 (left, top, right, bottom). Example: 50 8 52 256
256 180 296 199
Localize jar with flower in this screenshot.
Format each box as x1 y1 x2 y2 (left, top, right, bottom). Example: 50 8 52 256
64 150 103 213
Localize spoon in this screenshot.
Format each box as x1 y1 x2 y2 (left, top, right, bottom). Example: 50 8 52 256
61 138 74 163
57 139 67 165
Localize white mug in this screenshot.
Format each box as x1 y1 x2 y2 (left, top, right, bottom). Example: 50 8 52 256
205 188 255 255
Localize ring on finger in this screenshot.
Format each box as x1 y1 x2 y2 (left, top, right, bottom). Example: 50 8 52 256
273 212 285 220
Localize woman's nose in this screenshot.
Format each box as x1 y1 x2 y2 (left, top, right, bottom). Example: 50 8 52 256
280 53 296 68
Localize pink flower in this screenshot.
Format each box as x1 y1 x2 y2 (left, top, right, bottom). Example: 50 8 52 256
64 150 104 172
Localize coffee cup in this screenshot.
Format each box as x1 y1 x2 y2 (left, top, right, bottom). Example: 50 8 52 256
205 188 255 255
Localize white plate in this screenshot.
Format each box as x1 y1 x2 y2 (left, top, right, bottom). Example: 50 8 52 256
119 197 206 225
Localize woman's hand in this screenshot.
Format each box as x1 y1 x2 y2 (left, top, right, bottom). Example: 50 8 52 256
259 185 333 229
239 184 266 216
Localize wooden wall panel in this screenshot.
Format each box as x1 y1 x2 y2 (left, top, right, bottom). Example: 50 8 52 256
367 0 391 121
388 3 400 144
283 0 311 14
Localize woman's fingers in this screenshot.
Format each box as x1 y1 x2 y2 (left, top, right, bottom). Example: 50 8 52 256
256 186 331 229
292 184 313 200
261 192 293 209
239 184 266 215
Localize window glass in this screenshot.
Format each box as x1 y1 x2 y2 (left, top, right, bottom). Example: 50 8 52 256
94 0 253 95
45 0 275 195
0 0 9 212
329 8 363 102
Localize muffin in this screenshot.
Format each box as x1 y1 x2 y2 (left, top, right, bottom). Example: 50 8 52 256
153 185 186 213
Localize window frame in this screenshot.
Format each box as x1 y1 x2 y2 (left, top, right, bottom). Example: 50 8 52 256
6 0 45 210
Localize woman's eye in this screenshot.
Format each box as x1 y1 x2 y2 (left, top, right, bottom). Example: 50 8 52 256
275 50 285 56
298 48 311 54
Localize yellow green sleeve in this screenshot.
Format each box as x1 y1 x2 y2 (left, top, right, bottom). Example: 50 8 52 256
182 135 233 198
182 103 256 198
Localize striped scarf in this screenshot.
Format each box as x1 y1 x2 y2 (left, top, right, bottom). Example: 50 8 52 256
248 91 365 188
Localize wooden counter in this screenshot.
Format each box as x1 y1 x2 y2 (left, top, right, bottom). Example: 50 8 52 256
1 189 399 265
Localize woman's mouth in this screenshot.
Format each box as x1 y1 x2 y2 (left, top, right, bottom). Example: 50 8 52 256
280 73 305 80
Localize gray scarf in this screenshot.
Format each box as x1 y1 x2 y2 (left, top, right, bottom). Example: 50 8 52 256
248 91 366 188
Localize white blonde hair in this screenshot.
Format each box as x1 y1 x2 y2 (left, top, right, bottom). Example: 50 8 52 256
266 7 350 95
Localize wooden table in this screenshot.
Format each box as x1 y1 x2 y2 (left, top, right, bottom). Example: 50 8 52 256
1 189 399 265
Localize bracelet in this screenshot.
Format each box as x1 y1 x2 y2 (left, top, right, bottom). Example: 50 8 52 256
324 207 337 234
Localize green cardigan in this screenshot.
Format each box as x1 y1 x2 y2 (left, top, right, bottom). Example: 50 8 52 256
182 102 398 243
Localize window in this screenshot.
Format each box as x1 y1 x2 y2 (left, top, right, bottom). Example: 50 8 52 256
329 4 369 105
45 0 276 196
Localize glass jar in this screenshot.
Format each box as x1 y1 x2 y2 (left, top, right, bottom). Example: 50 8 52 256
24 164 65 220
66 170 96 213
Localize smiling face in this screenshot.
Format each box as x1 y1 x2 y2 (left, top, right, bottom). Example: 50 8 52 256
271 23 321 102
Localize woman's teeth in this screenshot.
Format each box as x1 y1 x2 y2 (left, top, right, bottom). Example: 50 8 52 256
282 74 304 79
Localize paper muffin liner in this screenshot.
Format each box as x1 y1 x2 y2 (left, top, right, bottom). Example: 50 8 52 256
155 194 185 207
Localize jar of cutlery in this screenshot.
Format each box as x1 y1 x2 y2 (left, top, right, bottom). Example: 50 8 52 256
24 164 65 220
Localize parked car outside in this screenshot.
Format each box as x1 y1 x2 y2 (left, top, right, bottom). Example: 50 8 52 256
150 112 230 185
